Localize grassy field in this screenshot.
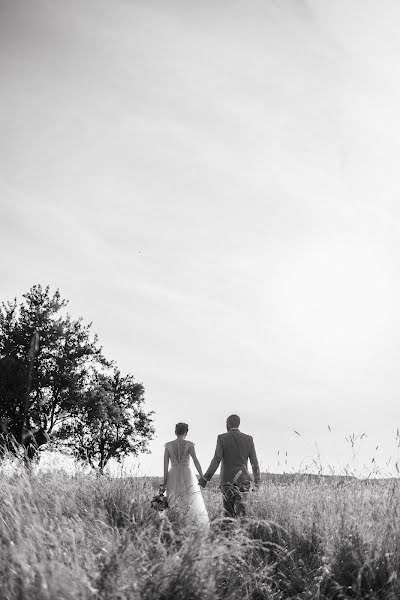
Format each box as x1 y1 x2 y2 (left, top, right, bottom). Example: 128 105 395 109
1 464 400 600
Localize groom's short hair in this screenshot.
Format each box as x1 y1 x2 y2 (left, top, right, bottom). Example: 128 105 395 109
227 414 240 429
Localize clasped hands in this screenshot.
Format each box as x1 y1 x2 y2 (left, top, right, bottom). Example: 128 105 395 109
198 477 260 489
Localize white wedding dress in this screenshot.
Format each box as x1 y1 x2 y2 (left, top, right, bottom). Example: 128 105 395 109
165 439 209 528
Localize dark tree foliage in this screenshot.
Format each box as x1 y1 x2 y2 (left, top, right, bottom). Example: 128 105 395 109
57 369 155 473
0 284 154 468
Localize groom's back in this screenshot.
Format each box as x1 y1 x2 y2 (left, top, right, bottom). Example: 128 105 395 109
219 429 258 485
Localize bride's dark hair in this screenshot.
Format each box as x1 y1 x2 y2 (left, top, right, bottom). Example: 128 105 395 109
175 422 188 436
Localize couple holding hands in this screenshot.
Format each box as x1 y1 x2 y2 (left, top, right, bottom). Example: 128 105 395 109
161 414 260 526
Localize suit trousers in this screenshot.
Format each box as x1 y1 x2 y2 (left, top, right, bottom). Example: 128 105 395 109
221 482 250 518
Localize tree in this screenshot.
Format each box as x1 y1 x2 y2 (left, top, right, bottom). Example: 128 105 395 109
0 284 154 466
57 369 154 473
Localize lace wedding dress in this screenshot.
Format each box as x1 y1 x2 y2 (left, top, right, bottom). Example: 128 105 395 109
165 439 209 528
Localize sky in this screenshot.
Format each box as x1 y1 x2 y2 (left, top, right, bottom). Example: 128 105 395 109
1 0 400 477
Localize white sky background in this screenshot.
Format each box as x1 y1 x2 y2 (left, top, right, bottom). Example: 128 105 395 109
1 0 400 477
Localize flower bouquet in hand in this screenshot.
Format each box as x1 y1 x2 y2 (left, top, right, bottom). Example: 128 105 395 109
151 484 169 511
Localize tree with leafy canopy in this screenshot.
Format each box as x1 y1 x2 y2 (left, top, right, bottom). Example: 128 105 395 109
0 284 154 467
56 369 154 473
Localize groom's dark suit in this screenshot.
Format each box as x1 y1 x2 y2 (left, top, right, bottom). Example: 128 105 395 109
203 428 260 517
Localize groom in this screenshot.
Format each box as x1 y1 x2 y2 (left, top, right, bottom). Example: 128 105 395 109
199 414 260 518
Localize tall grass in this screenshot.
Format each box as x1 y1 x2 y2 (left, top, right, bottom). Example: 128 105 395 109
1 463 400 599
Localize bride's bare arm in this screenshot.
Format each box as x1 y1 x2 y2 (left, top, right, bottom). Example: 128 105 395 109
163 447 169 486
188 445 203 478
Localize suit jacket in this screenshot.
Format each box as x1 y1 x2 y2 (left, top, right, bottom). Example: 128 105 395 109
204 429 260 486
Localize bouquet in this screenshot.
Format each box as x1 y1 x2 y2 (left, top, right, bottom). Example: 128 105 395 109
151 484 169 511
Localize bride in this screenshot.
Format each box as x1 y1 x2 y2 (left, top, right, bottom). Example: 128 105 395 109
162 422 209 527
